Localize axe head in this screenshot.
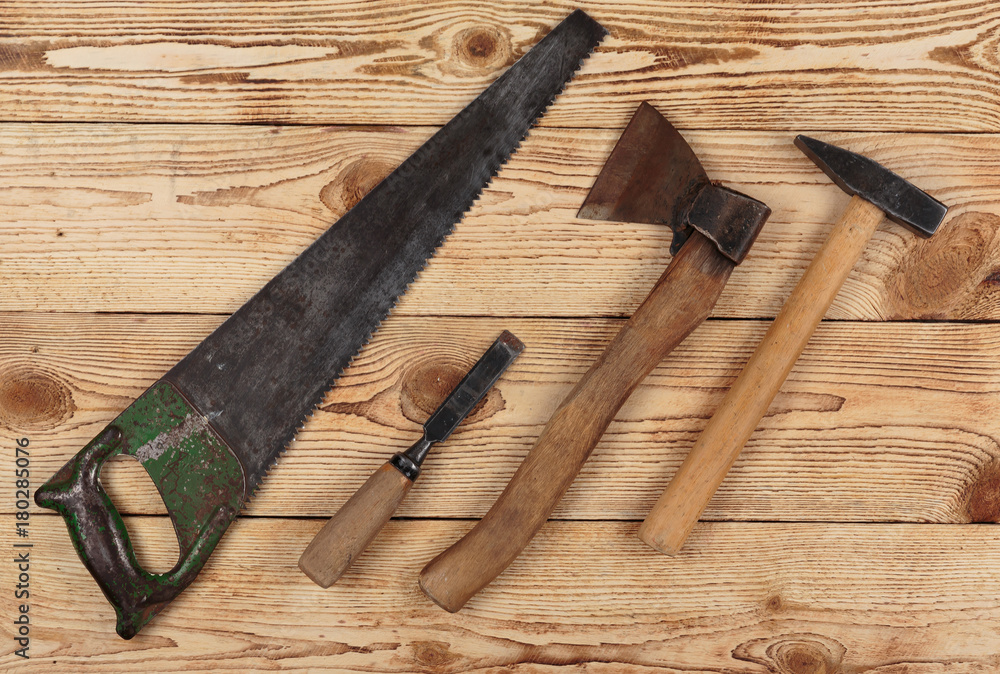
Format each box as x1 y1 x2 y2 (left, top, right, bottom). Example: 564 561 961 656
578 102 770 264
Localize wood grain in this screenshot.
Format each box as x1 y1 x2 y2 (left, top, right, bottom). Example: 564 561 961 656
6 1 1000 665
3 516 1000 671
4 1 1000 131
4 312 998 525
1 124 997 319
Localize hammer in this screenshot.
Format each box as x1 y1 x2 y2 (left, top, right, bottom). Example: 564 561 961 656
639 135 949 555
419 102 771 612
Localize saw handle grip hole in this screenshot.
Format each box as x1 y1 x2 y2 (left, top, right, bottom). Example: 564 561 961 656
100 454 181 574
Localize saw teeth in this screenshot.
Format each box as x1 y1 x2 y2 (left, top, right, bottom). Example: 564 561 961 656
242 23 606 498
242 216 455 498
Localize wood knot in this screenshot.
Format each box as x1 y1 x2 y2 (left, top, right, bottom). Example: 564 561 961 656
453 25 510 70
400 358 504 427
771 643 840 674
320 158 394 217
410 640 460 670
887 211 1000 319
734 633 846 674
962 459 1000 522
0 366 74 431
424 23 514 77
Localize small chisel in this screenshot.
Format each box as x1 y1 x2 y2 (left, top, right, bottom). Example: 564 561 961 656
298 330 525 587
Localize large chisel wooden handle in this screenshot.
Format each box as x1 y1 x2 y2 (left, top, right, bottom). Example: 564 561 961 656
419 231 735 612
639 195 884 554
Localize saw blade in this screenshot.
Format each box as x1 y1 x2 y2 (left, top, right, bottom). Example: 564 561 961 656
165 10 607 496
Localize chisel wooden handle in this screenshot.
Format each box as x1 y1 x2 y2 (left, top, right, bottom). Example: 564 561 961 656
298 462 413 587
419 231 735 611
639 195 884 554
299 331 523 587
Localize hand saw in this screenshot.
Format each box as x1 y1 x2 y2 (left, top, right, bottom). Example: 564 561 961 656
35 10 606 639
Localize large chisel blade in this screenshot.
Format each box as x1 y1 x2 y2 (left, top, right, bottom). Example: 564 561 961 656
36 9 606 639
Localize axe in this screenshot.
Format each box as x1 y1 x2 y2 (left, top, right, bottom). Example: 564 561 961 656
639 135 949 555
419 102 771 612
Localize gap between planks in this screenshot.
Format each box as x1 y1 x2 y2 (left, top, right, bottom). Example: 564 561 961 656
3 516 1000 671
1 125 998 318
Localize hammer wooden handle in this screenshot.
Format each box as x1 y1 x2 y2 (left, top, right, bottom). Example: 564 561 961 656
298 462 413 587
419 231 736 612
639 195 884 554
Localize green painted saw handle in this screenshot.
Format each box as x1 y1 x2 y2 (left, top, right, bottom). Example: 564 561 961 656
35 380 245 639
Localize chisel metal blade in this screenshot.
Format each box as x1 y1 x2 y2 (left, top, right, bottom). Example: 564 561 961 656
423 330 525 444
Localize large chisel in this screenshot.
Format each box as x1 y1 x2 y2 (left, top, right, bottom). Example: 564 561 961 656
35 10 606 639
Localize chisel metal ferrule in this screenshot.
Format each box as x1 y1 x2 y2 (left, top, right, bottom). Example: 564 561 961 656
389 439 430 481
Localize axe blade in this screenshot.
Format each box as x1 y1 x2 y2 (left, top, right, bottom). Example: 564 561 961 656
578 102 709 231
579 102 769 264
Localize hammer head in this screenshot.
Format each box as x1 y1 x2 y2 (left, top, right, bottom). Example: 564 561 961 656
794 135 948 238
578 102 770 264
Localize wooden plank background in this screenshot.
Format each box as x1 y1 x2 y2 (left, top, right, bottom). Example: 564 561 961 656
2 0 1000 670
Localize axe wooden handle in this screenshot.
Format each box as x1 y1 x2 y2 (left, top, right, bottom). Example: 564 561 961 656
419 231 735 612
639 195 884 554
299 462 413 587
